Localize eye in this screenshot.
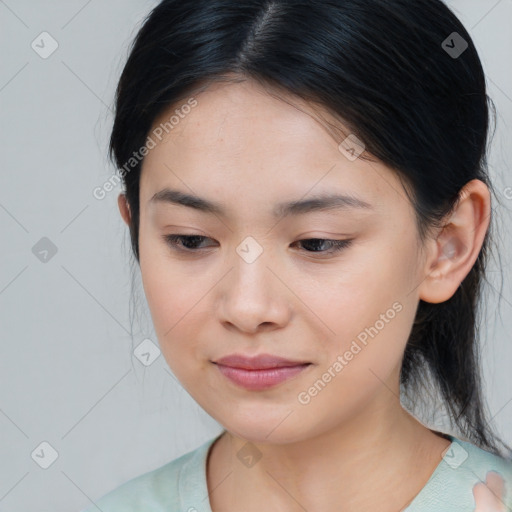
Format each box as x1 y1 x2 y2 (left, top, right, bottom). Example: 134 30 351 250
292 238 353 255
162 234 353 256
162 234 215 252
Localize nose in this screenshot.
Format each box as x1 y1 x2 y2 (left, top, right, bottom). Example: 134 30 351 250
216 252 292 334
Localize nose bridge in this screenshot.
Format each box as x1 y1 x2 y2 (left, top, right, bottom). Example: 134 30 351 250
231 235 277 300
218 235 289 330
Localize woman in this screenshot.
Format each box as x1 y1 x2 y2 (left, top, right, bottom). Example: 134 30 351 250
83 0 512 510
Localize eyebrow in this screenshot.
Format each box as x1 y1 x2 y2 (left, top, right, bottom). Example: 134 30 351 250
150 188 374 219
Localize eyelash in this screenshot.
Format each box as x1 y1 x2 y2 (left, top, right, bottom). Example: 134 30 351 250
162 234 353 256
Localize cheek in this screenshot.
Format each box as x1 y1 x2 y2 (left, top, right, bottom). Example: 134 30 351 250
139 227 192 327
292 301 416 436
316 255 416 350
141 268 208 391
302 243 419 403
138 238 204 368
315 298 415 391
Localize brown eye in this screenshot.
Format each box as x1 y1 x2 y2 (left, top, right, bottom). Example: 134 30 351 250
292 238 353 255
162 234 353 256
162 234 216 252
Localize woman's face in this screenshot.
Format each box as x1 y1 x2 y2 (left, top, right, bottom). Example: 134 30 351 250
127 79 431 443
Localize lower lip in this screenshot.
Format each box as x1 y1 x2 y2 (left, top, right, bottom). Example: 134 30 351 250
214 363 311 391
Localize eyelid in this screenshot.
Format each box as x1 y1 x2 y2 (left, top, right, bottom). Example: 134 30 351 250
161 233 354 257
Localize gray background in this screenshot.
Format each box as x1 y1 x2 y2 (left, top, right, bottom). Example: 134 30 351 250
0 1 511 511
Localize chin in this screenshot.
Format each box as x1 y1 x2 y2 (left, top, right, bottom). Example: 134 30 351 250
217 414 313 446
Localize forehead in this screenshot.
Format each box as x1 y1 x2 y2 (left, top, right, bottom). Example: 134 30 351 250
147 79 342 155
139 79 409 218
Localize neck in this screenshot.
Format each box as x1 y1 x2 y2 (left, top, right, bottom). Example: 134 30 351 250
207 388 451 511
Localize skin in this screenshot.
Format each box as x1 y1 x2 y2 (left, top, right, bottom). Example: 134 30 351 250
118 78 492 511
473 472 507 511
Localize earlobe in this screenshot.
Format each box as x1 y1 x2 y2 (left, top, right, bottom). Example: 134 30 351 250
418 179 491 304
118 193 132 226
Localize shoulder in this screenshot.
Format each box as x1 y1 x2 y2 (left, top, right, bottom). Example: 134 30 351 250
408 435 512 511
449 437 512 491
80 435 219 512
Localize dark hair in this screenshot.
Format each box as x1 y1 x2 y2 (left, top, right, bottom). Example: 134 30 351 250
108 0 510 457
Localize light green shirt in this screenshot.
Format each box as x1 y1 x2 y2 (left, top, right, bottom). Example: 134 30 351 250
82 433 512 511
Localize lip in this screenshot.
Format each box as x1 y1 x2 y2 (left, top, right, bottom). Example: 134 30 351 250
212 353 312 391
214 353 310 370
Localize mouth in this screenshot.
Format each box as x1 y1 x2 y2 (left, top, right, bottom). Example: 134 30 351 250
212 353 312 391
213 353 311 370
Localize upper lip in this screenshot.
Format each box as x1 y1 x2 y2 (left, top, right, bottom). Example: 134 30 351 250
213 353 310 370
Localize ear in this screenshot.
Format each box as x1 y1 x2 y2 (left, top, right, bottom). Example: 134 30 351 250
118 193 132 227
418 179 491 304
